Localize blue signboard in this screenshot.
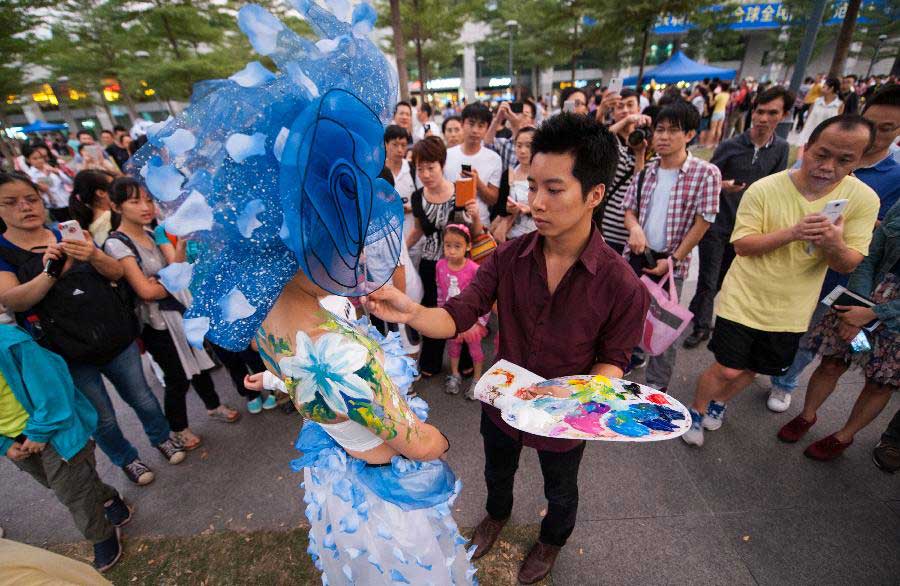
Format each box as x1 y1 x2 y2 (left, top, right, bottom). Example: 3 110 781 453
651 0 881 35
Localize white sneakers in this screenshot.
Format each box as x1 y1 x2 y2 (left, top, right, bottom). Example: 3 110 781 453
767 388 792 412
682 409 705 447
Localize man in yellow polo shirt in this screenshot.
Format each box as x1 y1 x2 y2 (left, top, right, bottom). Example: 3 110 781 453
683 114 880 447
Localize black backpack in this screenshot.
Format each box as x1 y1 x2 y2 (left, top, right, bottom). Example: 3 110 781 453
0 244 139 366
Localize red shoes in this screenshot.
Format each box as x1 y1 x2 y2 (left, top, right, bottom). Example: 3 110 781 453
777 414 817 443
804 434 853 461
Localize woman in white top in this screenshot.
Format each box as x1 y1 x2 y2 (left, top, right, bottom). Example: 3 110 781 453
798 77 844 145
103 178 239 450
493 126 538 242
21 143 72 222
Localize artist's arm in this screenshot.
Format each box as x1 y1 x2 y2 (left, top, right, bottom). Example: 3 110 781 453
590 363 624 378
594 276 651 372
364 286 458 339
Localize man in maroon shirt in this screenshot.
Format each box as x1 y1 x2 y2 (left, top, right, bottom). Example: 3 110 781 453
365 113 649 584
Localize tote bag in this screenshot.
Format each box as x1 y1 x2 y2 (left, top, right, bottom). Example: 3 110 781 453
639 257 693 356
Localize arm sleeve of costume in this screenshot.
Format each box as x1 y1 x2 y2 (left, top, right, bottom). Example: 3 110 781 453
841 188 880 256
102 238 134 260
730 183 766 242
595 278 651 371
443 250 500 335
17 344 77 443
262 370 287 393
153 225 171 246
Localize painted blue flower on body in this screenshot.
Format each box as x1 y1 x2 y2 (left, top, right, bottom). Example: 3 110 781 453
279 331 373 415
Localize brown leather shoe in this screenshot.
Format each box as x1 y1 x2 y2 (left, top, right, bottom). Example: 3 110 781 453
517 541 561 584
469 515 508 560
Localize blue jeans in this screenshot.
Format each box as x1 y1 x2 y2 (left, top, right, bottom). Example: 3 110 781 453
770 302 828 394
68 341 171 467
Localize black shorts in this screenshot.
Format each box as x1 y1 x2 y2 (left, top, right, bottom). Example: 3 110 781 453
709 316 804 376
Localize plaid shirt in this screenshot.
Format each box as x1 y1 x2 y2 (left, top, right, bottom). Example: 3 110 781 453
488 137 517 170
622 153 721 279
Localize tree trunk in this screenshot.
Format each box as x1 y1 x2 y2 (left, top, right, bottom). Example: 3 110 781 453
412 0 427 104
160 13 183 60
636 22 651 89
389 0 410 101
828 0 862 78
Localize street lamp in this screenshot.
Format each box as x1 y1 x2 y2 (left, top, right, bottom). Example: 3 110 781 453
865 34 889 80
506 19 518 97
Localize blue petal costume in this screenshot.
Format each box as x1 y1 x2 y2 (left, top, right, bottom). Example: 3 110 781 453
129 2 474 584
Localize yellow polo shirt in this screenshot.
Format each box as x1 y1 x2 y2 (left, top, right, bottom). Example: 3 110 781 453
0 371 28 440
717 171 879 332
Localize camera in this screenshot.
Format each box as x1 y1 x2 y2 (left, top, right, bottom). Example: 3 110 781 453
628 126 652 147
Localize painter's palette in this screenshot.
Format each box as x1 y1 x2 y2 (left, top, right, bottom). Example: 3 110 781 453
475 361 691 442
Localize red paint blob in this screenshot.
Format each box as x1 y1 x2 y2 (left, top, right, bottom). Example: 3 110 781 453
647 393 669 405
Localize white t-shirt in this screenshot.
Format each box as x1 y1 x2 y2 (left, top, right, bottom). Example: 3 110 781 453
444 144 503 226
644 168 678 251
413 121 442 143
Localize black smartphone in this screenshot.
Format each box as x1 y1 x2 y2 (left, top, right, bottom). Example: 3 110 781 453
44 252 68 278
461 164 472 173
510 102 524 114
643 249 656 267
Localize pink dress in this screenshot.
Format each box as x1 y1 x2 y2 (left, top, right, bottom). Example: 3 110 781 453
437 258 488 359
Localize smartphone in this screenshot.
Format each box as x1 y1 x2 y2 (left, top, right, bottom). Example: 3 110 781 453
607 78 623 94
455 178 475 208
58 220 85 242
510 102 524 114
424 123 431 133
461 163 472 174
563 100 576 114
821 198 849 223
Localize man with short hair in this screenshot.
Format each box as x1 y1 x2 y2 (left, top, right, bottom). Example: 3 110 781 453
683 86 793 349
444 103 502 226
392 100 414 138
366 113 649 585
623 101 721 391
841 74 860 115
683 115 880 447
413 102 441 143
597 87 651 253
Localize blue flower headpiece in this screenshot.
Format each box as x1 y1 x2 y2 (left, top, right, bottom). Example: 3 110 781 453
129 0 402 351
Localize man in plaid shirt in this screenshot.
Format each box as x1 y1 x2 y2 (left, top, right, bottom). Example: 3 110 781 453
623 101 722 392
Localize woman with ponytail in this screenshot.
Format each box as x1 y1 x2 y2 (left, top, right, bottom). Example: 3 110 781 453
70 170 115 244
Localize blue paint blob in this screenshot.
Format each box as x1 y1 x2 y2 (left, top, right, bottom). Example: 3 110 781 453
607 411 650 437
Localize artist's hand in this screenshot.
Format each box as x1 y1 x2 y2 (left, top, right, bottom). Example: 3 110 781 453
363 285 418 324
21 439 46 454
837 320 861 343
642 257 670 277
627 226 648 255
518 384 570 400
834 305 876 328
243 373 266 392
6 443 29 461
60 231 96 262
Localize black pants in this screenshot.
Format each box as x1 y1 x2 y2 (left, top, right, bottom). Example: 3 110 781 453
141 326 220 432
688 230 735 332
418 258 472 375
481 410 586 547
210 343 266 401
882 409 900 445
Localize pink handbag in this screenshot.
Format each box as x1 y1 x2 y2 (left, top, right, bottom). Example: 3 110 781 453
639 257 694 356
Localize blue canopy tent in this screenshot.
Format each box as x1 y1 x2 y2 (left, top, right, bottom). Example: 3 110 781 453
623 51 736 86
19 120 68 133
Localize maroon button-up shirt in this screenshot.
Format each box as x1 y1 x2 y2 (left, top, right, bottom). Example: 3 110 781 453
444 224 650 452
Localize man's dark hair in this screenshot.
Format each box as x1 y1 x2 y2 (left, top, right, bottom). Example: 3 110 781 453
530 113 617 200
113 125 127 133
863 83 900 112
824 77 841 93
754 85 795 113
804 76 815 84
383 124 411 144
654 100 700 133
410 96 418 107
559 87 588 106
77 129 95 139
420 102 432 117
100 129 114 136
844 74 858 82
619 88 640 102
441 115 461 134
460 102 492 125
394 101 411 115
806 114 876 152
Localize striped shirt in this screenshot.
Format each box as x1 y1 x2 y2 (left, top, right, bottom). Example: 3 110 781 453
599 139 636 247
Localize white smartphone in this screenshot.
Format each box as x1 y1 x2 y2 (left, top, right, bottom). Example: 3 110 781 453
607 78 623 94
807 199 849 254
58 220 86 242
821 198 849 223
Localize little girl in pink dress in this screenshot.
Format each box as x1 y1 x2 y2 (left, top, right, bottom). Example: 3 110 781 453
437 224 489 399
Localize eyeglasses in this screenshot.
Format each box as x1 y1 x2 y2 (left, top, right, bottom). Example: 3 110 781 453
0 195 43 209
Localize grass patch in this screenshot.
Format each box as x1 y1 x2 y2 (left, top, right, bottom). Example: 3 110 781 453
51 524 553 585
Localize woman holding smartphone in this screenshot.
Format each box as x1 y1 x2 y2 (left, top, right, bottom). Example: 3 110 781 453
494 126 537 242
405 137 482 378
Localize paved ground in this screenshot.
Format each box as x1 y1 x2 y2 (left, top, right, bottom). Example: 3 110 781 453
3 273 899 585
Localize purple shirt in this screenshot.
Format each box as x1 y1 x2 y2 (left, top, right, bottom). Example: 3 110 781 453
444 225 650 452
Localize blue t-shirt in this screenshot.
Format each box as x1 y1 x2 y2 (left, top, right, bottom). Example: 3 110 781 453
0 228 62 274
855 154 900 221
